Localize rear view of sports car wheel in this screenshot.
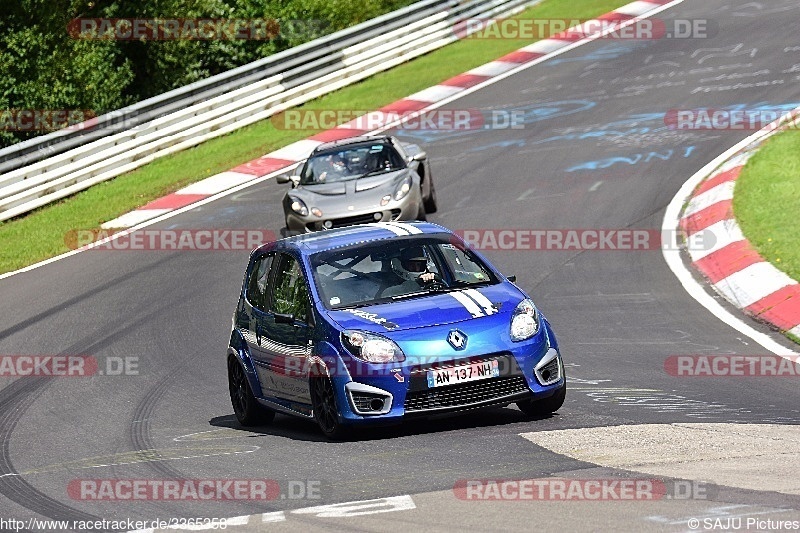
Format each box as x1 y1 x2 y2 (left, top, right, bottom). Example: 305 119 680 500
516 383 567 417
228 357 275 426
310 371 349 440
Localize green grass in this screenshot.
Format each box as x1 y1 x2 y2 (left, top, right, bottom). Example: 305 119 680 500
0 0 626 274
734 131 800 283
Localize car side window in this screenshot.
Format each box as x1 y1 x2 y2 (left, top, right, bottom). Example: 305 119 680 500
271 254 309 323
246 254 274 311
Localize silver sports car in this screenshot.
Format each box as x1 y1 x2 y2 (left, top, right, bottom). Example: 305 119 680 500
276 135 437 234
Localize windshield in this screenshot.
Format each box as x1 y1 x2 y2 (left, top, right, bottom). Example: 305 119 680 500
299 142 406 185
310 236 498 309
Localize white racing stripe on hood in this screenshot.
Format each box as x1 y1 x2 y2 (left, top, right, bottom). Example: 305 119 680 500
384 222 423 234
463 288 498 315
449 291 485 318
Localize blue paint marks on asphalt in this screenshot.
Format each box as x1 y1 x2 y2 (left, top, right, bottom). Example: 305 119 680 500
565 146 697 172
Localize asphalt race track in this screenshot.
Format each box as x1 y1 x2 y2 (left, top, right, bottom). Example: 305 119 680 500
2 0 800 531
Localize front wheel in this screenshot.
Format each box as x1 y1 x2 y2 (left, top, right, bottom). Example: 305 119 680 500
228 357 275 426
516 383 566 416
310 371 349 440
423 177 438 214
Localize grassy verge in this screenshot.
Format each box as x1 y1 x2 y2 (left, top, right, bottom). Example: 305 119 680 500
0 0 626 274
734 130 800 284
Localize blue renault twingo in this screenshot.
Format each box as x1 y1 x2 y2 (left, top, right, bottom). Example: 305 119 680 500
227 222 565 438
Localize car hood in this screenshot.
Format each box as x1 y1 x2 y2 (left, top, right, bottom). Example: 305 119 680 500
293 169 409 203
325 283 523 334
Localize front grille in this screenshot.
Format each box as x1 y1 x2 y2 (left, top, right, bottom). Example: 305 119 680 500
404 375 529 413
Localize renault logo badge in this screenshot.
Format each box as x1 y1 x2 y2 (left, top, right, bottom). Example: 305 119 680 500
447 330 467 350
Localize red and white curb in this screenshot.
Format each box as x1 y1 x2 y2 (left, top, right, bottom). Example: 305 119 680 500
679 123 800 340
102 0 676 230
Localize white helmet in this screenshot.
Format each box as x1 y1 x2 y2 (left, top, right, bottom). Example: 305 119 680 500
391 247 427 281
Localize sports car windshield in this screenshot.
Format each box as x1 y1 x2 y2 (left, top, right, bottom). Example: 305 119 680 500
299 142 406 185
310 236 498 309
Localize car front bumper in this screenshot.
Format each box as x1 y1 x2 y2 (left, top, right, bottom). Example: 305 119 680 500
327 324 564 426
285 189 423 233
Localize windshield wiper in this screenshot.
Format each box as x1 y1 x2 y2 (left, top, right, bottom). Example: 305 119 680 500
391 290 429 300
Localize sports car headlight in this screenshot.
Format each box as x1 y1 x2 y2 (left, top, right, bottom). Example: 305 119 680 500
289 197 309 216
393 175 413 201
342 330 405 363
510 298 540 341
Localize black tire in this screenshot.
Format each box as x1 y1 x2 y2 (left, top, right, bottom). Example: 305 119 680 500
310 370 349 440
416 201 427 221
228 357 275 426
516 383 566 417
423 176 437 214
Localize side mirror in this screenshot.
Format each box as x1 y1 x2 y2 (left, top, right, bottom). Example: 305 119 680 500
507 275 517 283
408 151 427 162
277 175 301 187
274 312 295 324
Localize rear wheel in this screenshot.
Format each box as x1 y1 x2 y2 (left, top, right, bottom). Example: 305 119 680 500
310 370 349 440
228 357 275 426
516 383 566 417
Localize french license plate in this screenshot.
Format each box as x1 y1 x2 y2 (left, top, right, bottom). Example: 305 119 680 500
426 360 499 388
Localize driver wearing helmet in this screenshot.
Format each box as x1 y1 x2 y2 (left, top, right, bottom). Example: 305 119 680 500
379 246 440 298
315 153 348 182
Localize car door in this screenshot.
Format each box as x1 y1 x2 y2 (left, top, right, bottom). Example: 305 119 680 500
258 252 313 408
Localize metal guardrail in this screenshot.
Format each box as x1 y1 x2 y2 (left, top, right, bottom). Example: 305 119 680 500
0 0 531 221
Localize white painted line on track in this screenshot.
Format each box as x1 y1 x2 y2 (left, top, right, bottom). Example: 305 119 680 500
175 171 255 196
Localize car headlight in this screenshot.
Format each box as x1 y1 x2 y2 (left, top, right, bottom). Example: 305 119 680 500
510 298 540 341
341 330 405 363
290 197 309 216
393 175 413 201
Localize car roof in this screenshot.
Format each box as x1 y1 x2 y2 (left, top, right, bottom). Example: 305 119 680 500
312 135 391 154
255 222 454 256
